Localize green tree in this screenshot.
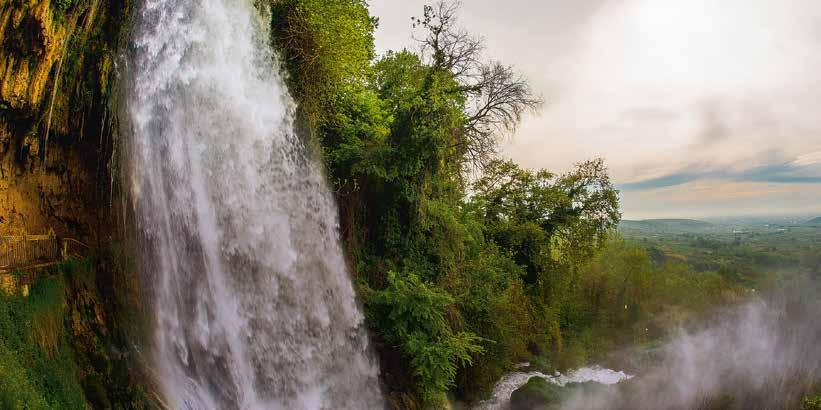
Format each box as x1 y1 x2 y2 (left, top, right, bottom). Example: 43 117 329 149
471 158 621 286
270 0 378 123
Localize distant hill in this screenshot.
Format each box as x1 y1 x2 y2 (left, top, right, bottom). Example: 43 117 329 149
806 217 821 226
619 218 716 234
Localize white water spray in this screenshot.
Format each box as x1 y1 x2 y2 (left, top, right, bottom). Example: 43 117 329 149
125 0 383 408
475 365 632 410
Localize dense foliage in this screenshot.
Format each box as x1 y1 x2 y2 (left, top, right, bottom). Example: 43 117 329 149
0 275 85 409
272 0 618 404
268 1 744 406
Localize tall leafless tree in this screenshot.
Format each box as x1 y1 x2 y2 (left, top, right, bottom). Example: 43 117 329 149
414 1 543 170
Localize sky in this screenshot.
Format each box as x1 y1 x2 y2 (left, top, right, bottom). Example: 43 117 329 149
368 0 821 219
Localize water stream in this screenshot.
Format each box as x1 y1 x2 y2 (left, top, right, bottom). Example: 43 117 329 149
125 0 383 408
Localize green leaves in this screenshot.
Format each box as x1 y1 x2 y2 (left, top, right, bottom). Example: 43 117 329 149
270 0 377 123
325 85 394 181
371 272 453 340
803 394 821 410
0 276 86 410
470 159 621 287
405 331 484 400
369 271 485 402
268 1 633 404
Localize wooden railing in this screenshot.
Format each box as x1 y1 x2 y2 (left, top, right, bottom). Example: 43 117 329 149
0 233 89 273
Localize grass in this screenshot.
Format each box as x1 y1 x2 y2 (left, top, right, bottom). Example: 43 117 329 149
0 248 157 409
0 275 87 409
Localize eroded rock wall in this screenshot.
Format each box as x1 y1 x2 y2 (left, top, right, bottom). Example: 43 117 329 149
0 0 130 241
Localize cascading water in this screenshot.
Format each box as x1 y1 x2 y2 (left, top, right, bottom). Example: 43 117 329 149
125 0 383 408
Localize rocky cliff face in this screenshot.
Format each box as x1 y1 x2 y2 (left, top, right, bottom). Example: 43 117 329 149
0 5 153 407
0 0 131 242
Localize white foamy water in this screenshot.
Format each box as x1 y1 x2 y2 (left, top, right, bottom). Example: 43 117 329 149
125 0 383 408
475 365 632 410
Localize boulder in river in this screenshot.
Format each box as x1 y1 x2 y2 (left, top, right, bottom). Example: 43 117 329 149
509 377 563 410
510 378 618 410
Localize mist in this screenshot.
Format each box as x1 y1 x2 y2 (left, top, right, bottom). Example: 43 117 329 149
557 275 821 410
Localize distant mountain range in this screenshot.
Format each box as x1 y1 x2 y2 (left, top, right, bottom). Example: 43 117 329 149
806 217 821 226
619 218 716 233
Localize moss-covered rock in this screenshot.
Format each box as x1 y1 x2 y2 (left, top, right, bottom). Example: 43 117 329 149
509 377 622 410
0 274 89 408
0 252 157 409
509 377 564 410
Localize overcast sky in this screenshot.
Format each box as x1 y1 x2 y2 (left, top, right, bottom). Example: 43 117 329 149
368 0 821 219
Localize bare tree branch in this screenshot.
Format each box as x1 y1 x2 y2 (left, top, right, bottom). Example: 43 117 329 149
413 1 543 171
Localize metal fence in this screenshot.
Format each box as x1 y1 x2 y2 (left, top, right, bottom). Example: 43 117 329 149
0 234 62 271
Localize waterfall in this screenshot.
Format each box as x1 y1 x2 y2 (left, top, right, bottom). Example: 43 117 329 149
124 0 383 408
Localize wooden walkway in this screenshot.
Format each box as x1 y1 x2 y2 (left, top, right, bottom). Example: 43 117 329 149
0 233 89 274
0 233 90 295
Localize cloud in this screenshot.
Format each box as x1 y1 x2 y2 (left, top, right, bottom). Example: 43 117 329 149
623 107 679 123
741 162 821 184
619 158 821 191
617 171 701 191
694 99 729 145
370 0 821 217
619 180 821 219
793 151 821 166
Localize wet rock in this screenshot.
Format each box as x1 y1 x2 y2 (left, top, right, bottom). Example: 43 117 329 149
510 378 619 410
509 377 563 410
0 0 133 242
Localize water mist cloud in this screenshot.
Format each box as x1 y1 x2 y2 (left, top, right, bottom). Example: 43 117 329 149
558 277 821 410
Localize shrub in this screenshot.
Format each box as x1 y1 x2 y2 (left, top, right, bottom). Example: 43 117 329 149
368 271 484 403
803 395 821 410
0 276 86 409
